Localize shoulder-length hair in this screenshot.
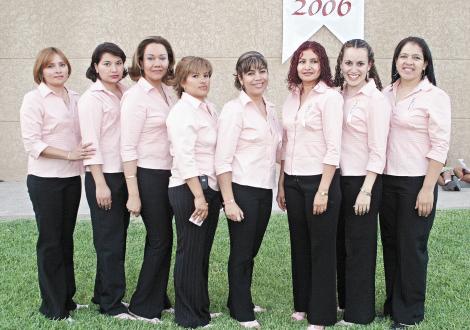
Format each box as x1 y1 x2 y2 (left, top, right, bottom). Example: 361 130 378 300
234 51 268 90
391 36 436 86
33 47 71 84
85 42 127 82
287 41 333 91
172 56 213 98
128 36 175 83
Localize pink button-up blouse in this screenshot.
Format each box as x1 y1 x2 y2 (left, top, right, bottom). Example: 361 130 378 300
215 91 281 190
281 81 343 176
166 92 219 191
340 80 391 176
78 79 127 173
383 78 451 176
120 78 176 170
20 82 82 177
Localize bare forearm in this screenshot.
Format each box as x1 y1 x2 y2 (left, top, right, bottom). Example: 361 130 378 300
122 160 139 197
40 146 69 160
423 159 444 190
361 171 378 192
217 172 235 202
318 164 337 192
186 177 204 198
89 165 107 186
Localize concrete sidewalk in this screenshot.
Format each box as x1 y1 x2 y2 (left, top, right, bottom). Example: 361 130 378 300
1 180 469 221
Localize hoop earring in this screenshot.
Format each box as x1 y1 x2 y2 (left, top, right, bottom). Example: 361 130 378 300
393 71 400 78
421 69 426 78
366 71 369 81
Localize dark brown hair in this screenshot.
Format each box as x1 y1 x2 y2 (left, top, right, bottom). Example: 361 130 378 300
334 39 383 91
86 42 128 82
391 36 436 86
128 36 175 83
234 51 268 90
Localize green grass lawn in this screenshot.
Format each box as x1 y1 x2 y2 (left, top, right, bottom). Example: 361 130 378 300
0 210 469 329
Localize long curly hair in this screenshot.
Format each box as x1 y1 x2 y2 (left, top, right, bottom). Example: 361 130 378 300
287 41 333 91
333 39 382 91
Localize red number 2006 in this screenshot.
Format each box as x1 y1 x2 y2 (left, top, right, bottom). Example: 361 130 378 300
292 0 352 17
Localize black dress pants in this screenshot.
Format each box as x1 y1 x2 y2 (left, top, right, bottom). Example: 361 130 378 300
284 171 341 326
27 175 81 320
169 184 221 328
227 183 272 322
85 172 129 316
129 168 173 319
337 175 382 324
380 175 437 325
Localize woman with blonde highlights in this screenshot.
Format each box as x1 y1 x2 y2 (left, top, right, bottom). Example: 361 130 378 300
166 56 221 328
20 47 95 320
121 36 176 324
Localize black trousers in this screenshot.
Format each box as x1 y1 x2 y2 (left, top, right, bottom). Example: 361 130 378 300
129 168 173 319
379 175 437 325
284 171 341 326
226 183 272 322
337 175 382 324
169 184 221 328
27 174 81 320
85 172 130 316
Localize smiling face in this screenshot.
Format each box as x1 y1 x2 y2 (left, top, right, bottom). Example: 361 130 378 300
42 53 69 88
340 47 371 90
94 52 124 85
395 42 427 84
181 71 211 101
297 49 321 85
141 42 169 85
238 66 268 99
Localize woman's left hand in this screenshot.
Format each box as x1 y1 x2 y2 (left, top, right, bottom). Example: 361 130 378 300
313 192 328 215
415 187 434 217
354 192 371 216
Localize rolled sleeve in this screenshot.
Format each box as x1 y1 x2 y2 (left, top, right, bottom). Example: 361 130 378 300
168 111 199 180
366 96 391 174
78 94 104 166
426 92 451 164
20 95 49 159
215 104 243 175
120 96 145 162
321 93 343 166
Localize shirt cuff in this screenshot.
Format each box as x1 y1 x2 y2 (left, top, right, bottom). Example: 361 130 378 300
322 155 340 167
180 169 200 181
215 164 232 176
426 150 447 164
121 150 138 162
31 141 49 159
84 154 104 166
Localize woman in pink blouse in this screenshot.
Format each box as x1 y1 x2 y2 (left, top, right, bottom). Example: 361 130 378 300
333 39 391 326
380 37 451 330
166 56 221 328
121 36 176 324
216 51 281 329
20 47 95 320
276 41 343 329
78 43 132 320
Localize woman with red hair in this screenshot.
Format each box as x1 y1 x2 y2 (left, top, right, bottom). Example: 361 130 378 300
277 41 343 329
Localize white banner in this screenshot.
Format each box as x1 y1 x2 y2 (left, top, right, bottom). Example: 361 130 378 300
282 0 364 62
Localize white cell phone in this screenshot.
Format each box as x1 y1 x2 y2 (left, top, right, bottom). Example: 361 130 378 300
189 216 203 226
